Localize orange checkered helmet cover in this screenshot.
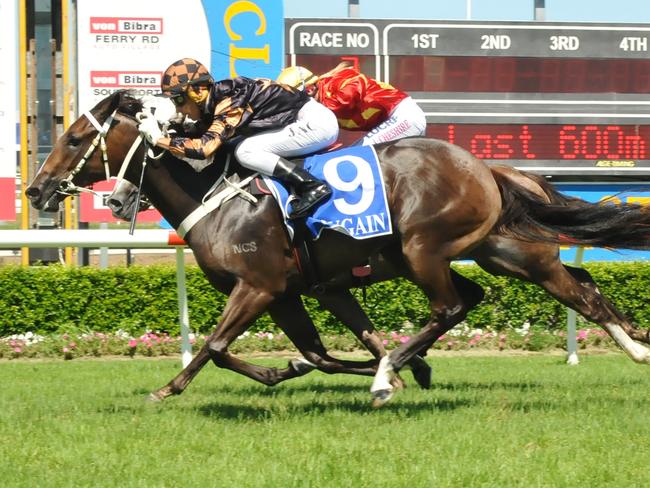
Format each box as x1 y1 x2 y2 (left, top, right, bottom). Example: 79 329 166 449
161 58 213 95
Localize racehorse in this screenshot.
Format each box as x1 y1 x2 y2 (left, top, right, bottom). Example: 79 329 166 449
26 91 650 406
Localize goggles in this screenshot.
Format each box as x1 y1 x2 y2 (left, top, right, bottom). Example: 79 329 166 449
170 93 186 107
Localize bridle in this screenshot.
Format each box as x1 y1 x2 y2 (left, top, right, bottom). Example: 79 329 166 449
56 101 259 238
56 107 160 198
57 109 116 195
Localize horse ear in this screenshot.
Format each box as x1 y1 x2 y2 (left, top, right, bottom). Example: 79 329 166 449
106 89 124 114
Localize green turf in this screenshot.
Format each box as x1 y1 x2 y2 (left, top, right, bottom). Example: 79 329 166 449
1 353 648 487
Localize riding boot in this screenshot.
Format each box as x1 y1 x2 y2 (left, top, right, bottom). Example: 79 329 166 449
272 157 332 219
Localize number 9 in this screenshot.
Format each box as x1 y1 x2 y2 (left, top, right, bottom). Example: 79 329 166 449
322 155 375 215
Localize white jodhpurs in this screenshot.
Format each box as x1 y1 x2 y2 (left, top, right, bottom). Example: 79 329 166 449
361 97 427 145
234 99 339 175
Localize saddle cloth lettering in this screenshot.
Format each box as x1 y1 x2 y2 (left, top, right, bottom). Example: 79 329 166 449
263 145 393 240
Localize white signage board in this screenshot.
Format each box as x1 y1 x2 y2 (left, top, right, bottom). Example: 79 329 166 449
76 0 211 111
0 0 17 220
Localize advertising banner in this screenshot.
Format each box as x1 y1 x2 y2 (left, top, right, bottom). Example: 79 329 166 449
76 0 284 109
76 0 283 222
201 0 283 80
0 0 17 221
77 0 212 110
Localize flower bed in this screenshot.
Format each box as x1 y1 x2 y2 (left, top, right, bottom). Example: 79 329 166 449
0 324 616 360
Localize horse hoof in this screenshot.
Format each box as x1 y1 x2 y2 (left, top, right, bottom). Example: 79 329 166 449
147 392 163 402
371 389 393 408
289 357 317 376
390 374 407 390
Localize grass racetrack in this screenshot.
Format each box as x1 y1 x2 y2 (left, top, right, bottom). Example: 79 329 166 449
2 352 649 487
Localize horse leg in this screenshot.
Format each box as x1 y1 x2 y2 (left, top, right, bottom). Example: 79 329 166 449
314 289 431 389
410 269 485 359
267 294 384 377
564 266 650 345
149 344 212 401
149 288 409 401
203 282 319 385
473 239 650 363
371 260 472 406
542 264 650 362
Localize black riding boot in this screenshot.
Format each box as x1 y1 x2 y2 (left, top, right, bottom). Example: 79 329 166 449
272 157 332 219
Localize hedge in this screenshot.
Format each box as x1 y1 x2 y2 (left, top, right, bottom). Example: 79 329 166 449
1 262 649 337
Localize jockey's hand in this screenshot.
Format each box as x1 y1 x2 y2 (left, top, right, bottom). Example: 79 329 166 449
137 112 163 145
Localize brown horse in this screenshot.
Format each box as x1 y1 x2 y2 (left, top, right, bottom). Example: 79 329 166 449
27 91 650 406
26 91 432 399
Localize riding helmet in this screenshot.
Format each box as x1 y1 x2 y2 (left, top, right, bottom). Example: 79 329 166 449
161 58 214 95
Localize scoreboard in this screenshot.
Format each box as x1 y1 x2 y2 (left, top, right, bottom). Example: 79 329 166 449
285 19 650 180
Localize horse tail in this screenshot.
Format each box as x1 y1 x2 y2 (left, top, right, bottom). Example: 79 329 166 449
492 172 650 249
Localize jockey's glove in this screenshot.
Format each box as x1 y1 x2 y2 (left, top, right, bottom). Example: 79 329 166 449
137 112 163 145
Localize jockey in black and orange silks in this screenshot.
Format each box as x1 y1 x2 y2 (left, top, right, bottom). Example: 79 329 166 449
137 58 339 219
276 63 427 145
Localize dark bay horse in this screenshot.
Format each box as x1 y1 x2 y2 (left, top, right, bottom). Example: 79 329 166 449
27 91 650 406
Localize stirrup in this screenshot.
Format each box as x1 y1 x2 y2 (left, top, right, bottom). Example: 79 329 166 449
289 185 332 219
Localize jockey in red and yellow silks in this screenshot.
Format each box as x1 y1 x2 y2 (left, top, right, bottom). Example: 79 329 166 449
277 64 427 145
317 67 408 131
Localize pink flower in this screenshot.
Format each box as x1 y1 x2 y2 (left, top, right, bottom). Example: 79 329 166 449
63 347 69 353
577 329 589 341
382 339 389 346
128 339 137 348
13 347 21 353
399 336 410 343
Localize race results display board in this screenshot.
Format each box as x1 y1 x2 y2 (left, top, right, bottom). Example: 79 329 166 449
286 19 650 179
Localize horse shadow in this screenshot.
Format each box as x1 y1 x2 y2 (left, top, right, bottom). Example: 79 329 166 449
191 380 545 421
194 397 472 420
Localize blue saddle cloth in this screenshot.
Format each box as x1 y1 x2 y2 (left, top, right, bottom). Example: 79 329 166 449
263 145 393 240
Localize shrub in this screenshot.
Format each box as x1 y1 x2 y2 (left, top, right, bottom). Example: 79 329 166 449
0 262 649 338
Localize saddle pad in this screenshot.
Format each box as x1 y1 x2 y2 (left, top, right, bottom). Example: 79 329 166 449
263 145 393 240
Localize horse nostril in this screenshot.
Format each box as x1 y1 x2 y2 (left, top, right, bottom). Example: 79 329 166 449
107 198 122 210
25 187 40 199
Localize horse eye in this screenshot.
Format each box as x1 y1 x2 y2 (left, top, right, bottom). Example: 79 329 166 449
67 135 82 147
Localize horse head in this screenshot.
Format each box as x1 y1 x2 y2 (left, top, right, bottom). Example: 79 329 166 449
25 90 147 213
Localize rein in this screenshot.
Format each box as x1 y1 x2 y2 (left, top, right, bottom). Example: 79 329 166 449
58 100 260 237
57 107 163 200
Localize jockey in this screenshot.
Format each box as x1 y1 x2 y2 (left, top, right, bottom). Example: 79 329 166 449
137 58 339 219
276 63 427 145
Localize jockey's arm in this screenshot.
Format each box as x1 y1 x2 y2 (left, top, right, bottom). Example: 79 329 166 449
158 106 246 160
